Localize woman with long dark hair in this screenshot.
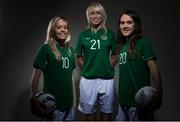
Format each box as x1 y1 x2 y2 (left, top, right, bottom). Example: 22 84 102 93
116 10 162 121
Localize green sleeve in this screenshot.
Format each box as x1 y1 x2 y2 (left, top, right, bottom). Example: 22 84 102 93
70 47 76 69
33 44 49 70
142 38 155 62
111 31 117 54
75 33 83 56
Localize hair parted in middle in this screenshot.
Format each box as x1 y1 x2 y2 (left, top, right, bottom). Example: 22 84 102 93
86 2 107 30
117 10 142 56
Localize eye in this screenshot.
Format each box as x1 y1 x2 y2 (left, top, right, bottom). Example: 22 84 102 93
120 21 125 25
90 11 95 15
127 21 133 25
64 25 68 29
96 11 101 15
56 26 61 29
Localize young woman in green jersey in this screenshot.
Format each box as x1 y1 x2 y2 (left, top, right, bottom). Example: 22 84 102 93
116 10 163 121
30 16 76 121
75 2 117 121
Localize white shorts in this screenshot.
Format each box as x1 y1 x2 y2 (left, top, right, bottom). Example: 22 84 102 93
116 105 138 121
78 77 114 114
53 107 74 121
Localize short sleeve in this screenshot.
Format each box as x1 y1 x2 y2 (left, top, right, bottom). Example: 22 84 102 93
70 47 76 69
111 31 117 54
75 33 83 56
33 44 49 70
142 38 156 62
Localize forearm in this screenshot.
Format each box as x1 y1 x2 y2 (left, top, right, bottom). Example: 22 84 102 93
110 54 118 67
31 68 42 96
147 60 162 93
147 60 163 110
76 56 83 70
72 75 77 109
72 76 76 98
111 45 121 67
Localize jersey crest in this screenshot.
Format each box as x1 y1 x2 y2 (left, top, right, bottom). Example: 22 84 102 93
101 34 107 40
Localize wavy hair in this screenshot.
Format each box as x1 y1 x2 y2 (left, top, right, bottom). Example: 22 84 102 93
117 10 142 56
45 16 71 60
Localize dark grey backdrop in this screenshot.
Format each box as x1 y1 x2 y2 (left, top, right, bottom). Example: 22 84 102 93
0 0 179 120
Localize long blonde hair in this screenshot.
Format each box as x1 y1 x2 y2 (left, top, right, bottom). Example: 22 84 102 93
45 16 71 60
86 2 107 31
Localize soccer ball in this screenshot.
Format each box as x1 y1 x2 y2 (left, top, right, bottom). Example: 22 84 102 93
135 86 156 106
36 91 56 112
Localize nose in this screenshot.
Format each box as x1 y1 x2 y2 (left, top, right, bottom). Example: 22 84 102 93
93 13 98 18
60 27 65 32
122 23 128 28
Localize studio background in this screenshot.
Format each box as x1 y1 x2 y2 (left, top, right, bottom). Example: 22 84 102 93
0 0 179 120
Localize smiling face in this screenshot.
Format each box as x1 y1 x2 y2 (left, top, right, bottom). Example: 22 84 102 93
89 7 102 28
55 19 69 43
119 14 135 37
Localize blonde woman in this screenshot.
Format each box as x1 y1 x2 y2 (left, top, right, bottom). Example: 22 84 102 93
75 2 117 120
30 16 76 121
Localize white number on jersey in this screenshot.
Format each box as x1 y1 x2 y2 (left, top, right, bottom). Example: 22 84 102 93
62 57 69 69
90 39 100 50
119 52 127 64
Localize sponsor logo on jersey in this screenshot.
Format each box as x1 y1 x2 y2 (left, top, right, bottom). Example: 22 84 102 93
85 37 91 40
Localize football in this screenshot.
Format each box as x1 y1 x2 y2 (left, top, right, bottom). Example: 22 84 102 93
36 91 56 112
135 86 156 106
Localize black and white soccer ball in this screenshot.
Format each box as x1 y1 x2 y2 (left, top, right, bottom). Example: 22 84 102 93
135 86 156 106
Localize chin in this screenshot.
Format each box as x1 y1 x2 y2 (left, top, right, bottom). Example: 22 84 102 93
58 36 67 40
123 34 131 37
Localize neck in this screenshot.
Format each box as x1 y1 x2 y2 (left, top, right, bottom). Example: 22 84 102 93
57 40 66 47
91 23 102 30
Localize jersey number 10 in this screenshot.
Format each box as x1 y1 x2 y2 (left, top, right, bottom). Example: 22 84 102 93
62 57 69 69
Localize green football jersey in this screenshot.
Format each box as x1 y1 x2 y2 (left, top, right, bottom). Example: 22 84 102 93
33 43 75 110
76 28 117 79
118 37 155 106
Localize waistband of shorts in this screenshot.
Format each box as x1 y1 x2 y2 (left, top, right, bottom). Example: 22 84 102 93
82 76 113 80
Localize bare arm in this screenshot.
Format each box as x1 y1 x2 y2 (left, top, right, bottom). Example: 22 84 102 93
31 68 42 97
147 60 162 110
30 68 49 115
110 54 119 68
72 75 77 110
76 56 83 70
111 45 121 67
147 60 162 92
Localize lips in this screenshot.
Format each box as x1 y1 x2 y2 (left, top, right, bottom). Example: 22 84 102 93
57 32 68 36
93 19 100 23
59 33 67 36
122 29 130 33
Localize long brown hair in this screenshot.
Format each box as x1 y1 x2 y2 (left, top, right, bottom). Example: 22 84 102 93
117 10 142 56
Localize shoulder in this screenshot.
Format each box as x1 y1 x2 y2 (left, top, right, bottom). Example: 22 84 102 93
106 29 116 37
106 29 114 33
38 43 50 50
67 46 75 54
79 29 91 35
68 46 75 51
138 36 152 44
39 43 49 48
37 44 52 55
